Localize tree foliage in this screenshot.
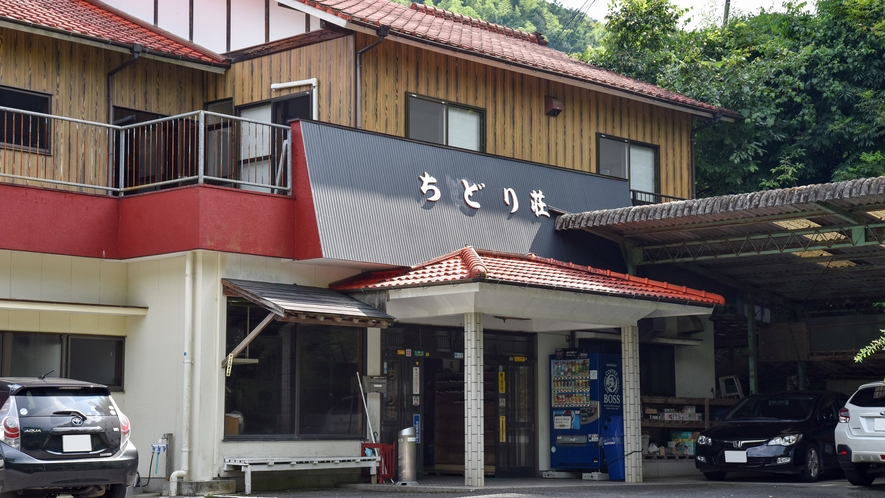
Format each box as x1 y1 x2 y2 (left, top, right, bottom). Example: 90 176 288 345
394 0 605 55
584 0 885 196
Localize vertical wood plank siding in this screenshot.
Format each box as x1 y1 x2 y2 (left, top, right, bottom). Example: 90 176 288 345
358 34 694 199
0 29 216 192
216 36 355 126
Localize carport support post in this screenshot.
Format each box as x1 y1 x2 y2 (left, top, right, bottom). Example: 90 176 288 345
464 312 485 487
622 324 643 483
748 298 757 394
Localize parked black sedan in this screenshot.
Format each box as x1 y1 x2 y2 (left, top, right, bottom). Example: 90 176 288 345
695 391 848 482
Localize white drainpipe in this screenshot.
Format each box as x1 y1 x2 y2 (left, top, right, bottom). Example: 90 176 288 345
171 251 195 495
271 78 318 120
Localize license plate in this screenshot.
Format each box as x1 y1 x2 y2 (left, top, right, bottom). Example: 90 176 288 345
724 450 747 463
875 418 885 431
62 434 92 452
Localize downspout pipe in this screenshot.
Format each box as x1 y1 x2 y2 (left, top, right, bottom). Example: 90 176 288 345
171 251 196 495
356 26 390 129
107 45 143 124
270 78 319 120
106 44 143 193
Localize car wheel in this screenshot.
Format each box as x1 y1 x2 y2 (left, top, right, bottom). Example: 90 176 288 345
799 445 821 482
703 471 727 481
844 466 876 486
101 484 128 498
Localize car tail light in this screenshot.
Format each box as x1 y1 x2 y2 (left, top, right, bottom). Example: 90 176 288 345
839 408 850 423
119 412 131 447
0 398 21 450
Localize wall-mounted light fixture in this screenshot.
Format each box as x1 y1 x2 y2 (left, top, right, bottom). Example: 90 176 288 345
545 96 563 117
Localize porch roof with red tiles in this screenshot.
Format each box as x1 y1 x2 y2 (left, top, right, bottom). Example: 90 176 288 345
0 0 227 67
331 247 725 306
286 0 739 119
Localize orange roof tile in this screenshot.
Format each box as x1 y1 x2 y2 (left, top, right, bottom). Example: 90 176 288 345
291 0 738 119
332 247 725 306
0 0 227 66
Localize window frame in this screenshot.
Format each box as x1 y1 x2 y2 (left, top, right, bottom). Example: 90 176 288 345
0 331 125 391
223 298 368 441
596 133 660 195
0 85 52 154
406 93 486 152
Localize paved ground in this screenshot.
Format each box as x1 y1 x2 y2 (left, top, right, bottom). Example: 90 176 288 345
204 473 885 498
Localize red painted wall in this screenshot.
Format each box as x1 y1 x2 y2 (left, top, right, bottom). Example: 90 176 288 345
0 183 299 260
0 184 119 258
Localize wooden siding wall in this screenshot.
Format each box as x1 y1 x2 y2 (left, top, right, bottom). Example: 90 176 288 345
214 36 355 126
0 28 216 191
0 29 213 121
358 34 695 199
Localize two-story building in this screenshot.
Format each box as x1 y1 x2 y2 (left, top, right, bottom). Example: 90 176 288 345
0 0 740 493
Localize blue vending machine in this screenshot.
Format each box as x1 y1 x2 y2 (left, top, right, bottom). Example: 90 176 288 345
549 350 622 471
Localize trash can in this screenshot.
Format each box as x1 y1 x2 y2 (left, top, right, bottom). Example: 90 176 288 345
600 415 625 481
396 427 418 485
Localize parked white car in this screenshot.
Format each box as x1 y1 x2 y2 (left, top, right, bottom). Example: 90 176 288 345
835 380 885 485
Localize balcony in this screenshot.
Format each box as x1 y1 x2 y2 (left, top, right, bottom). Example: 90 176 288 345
631 189 686 206
0 107 291 196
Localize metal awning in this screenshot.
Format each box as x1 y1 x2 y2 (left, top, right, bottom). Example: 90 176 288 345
556 177 885 308
220 279 394 369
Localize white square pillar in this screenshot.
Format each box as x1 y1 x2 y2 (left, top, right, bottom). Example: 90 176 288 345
464 312 484 487
621 324 643 483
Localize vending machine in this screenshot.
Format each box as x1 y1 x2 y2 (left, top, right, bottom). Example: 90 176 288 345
549 349 622 471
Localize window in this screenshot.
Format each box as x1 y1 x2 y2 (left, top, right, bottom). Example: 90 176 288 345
235 93 309 192
407 94 484 151
0 85 51 152
598 134 659 198
224 299 365 438
0 332 125 390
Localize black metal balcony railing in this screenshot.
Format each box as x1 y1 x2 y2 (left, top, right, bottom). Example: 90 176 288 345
631 189 686 206
0 107 291 196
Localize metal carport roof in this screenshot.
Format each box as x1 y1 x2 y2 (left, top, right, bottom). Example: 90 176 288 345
556 177 885 382
556 177 885 308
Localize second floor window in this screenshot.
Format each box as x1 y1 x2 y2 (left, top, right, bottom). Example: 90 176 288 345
0 85 51 153
407 94 484 152
598 134 659 196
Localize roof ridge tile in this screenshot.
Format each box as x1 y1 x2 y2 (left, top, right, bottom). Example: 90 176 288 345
409 2 537 43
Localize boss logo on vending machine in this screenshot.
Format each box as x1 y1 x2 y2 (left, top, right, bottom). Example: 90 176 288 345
603 368 621 404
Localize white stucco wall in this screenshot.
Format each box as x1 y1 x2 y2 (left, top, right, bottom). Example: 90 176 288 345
536 331 571 472
674 317 716 398
101 0 315 54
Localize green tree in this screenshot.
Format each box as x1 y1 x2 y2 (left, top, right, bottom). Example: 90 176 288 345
584 0 885 196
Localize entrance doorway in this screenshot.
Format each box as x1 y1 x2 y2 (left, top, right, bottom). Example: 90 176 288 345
379 326 535 478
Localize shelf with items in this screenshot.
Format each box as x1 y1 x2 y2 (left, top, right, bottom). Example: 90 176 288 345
640 396 739 460
641 396 738 431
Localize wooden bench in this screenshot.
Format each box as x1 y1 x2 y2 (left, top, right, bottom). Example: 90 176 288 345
223 456 380 494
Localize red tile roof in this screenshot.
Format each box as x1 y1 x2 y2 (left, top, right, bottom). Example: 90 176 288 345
332 247 725 306
0 0 227 66
293 0 739 119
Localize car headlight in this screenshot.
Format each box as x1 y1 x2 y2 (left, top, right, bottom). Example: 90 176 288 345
767 434 801 446
698 435 712 446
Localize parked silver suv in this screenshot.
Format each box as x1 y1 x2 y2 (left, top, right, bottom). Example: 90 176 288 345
835 380 885 486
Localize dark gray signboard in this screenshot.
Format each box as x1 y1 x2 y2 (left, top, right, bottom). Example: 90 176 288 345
297 121 630 267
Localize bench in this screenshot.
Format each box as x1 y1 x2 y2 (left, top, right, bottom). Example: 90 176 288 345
223 456 380 494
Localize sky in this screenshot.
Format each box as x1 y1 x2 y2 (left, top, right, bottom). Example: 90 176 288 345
563 0 808 28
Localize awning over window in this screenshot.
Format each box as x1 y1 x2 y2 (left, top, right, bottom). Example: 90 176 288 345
221 279 394 327
220 279 394 369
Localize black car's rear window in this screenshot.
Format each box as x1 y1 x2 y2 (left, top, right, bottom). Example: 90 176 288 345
13 387 114 416
725 395 815 421
849 386 885 408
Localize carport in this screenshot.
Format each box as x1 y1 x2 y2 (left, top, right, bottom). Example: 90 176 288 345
556 176 885 392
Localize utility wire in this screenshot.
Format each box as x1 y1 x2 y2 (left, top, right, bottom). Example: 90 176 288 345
547 0 597 51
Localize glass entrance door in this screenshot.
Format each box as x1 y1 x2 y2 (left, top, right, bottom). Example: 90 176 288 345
494 360 535 477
